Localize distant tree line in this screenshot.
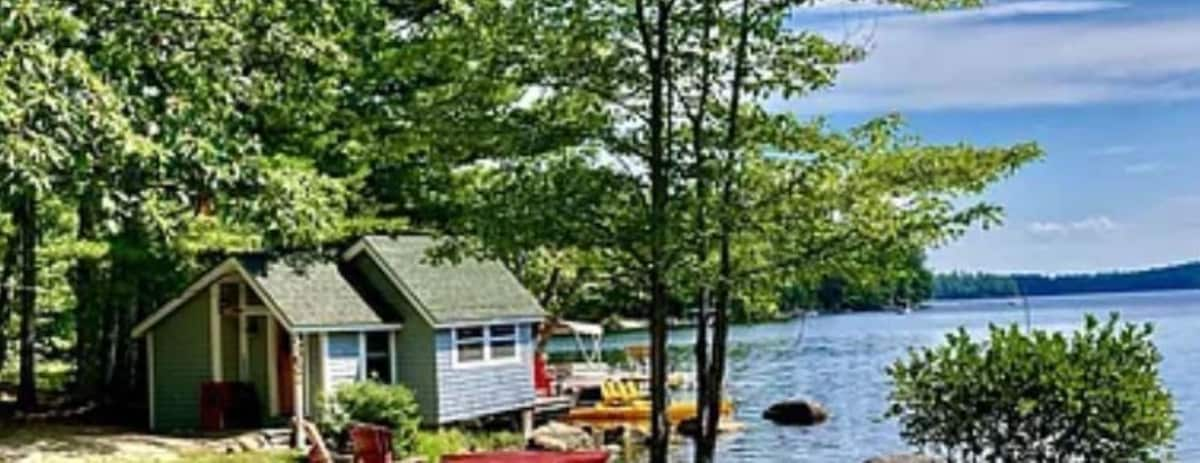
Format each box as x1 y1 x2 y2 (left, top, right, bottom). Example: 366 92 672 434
780 251 934 313
934 262 1200 299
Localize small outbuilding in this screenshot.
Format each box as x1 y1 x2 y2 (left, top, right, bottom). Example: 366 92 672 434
132 235 544 433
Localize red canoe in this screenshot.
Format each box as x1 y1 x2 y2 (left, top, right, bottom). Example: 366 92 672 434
443 451 609 463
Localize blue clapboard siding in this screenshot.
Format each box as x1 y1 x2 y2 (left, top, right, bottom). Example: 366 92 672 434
434 324 536 423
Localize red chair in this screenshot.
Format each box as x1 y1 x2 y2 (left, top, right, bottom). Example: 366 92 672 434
534 352 554 396
350 423 394 463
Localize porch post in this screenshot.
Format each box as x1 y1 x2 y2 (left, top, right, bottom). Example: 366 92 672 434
293 333 306 449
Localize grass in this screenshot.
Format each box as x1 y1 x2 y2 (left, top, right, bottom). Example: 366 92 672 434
413 429 526 463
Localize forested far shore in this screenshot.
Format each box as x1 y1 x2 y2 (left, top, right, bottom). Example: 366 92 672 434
934 261 1200 300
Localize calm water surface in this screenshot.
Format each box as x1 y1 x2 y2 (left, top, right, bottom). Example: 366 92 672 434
555 290 1200 462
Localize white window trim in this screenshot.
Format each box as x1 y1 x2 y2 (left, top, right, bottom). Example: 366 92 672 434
451 324 522 369
358 332 367 381
323 331 398 389
389 331 398 385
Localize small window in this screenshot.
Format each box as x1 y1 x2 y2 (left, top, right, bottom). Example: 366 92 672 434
454 325 519 365
489 325 517 360
326 333 361 388
366 332 392 383
218 283 239 311
455 327 486 364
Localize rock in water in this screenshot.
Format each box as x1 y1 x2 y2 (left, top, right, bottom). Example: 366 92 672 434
676 417 700 438
864 454 944 463
762 399 829 426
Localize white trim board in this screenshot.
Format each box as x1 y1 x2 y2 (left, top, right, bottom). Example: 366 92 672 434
267 318 279 417
131 258 295 338
210 284 222 382
292 323 405 334
147 333 156 430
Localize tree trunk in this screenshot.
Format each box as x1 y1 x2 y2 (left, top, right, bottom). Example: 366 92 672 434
690 0 717 459
72 196 102 399
17 193 39 411
646 0 672 460
696 0 751 458
0 234 17 374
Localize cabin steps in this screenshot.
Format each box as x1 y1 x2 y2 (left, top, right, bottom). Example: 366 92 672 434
260 427 295 448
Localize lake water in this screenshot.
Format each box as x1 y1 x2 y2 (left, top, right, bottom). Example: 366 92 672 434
553 290 1200 462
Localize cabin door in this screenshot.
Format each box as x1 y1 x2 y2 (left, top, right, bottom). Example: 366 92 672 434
241 314 271 418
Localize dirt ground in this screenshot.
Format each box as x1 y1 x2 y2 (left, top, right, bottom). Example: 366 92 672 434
0 424 295 463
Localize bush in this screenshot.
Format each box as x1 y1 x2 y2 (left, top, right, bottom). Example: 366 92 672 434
887 314 1177 462
414 429 526 462
317 381 422 455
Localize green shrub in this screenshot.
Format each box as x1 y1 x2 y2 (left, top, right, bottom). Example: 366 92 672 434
414 429 526 462
887 314 1177 462
316 382 422 455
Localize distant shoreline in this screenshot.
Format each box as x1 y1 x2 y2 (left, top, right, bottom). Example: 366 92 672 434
931 287 1200 303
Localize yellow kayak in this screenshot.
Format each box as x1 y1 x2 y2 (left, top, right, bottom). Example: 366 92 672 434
567 400 734 423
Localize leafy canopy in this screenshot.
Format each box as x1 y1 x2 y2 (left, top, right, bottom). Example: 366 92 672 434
887 314 1178 462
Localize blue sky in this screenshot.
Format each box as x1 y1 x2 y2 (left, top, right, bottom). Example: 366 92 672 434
783 0 1200 274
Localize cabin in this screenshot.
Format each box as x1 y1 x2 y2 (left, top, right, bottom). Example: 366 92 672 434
131 235 544 433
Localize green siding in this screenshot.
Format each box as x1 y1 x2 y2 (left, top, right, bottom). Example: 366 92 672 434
246 315 270 418
152 289 212 431
305 333 324 417
351 254 439 424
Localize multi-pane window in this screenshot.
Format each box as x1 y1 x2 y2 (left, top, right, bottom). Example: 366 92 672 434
489 325 517 360
453 325 519 366
455 327 486 363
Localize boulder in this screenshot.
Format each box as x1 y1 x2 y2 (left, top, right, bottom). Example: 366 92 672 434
864 454 944 463
762 399 828 426
529 422 595 452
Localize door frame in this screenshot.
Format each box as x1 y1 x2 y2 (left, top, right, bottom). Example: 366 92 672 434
239 311 279 417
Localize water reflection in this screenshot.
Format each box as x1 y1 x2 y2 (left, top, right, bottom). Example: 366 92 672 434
548 290 1200 462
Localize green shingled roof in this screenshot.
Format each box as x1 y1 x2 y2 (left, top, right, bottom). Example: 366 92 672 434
360 235 545 326
246 257 389 328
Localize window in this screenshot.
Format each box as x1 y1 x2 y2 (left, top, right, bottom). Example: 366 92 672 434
454 325 520 366
326 333 361 388
366 332 392 382
489 325 517 360
455 327 486 363
218 283 240 312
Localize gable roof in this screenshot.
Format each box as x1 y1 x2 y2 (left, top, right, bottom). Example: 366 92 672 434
133 235 543 338
349 235 545 326
245 256 396 329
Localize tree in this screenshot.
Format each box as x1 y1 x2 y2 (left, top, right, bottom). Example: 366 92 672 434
887 314 1177 461
440 1 1039 460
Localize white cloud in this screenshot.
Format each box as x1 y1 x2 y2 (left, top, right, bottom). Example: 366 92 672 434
1028 216 1118 237
1123 162 1162 174
778 1 1200 112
